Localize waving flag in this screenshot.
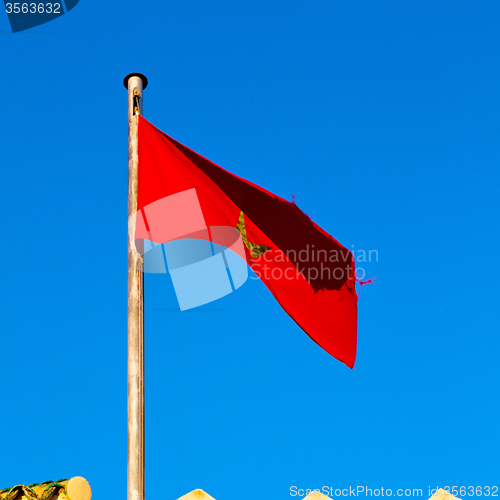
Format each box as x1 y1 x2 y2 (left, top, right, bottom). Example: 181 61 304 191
132 116 358 367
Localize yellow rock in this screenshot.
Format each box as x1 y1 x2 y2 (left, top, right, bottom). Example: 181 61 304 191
176 490 216 500
305 491 331 499
429 489 462 500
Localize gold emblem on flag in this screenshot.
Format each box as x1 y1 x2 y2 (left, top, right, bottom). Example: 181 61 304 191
236 211 271 258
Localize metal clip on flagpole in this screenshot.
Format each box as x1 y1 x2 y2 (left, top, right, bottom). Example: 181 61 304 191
123 72 148 500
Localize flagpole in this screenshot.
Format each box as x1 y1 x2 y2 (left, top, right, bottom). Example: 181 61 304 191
124 72 148 500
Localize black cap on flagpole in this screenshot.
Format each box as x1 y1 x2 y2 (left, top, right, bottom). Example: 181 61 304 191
123 73 148 89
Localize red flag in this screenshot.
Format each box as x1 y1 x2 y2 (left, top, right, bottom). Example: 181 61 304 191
135 116 358 368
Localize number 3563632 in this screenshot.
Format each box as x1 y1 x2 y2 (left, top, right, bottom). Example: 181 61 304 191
5 3 61 13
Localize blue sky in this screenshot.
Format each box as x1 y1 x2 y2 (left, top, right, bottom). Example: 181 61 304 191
1 1 499 499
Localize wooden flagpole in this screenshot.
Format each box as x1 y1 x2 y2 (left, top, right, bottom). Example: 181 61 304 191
124 72 148 500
